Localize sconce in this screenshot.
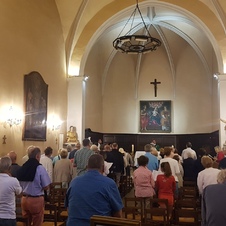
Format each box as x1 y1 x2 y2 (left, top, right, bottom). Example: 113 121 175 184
83 75 89 82
47 114 62 131
5 106 23 127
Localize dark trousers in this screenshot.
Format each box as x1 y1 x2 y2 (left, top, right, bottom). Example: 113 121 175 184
0 218 16 226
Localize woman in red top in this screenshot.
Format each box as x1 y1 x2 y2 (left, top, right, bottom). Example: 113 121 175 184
214 146 224 163
156 162 176 215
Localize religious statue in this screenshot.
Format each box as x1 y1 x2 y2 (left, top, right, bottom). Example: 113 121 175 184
66 126 79 143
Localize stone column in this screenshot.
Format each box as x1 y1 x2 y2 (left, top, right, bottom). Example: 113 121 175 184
218 74 226 147
67 76 86 142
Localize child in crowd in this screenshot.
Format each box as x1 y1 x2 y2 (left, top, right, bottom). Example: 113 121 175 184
155 162 176 216
133 155 155 207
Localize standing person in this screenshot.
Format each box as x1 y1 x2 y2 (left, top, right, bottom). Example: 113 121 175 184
197 156 220 195
119 148 133 176
133 156 155 205
65 154 123 226
173 154 184 188
194 148 206 180
106 143 124 187
73 138 94 176
69 142 81 160
159 146 180 196
40 146 53 182
21 146 35 165
214 146 224 163
144 144 159 172
0 156 22 226
182 152 196 181
202 169 226 226
156 162 176 216
66 144 73 158
7 151 21 177
99 150 110 176
150 139 160 151
52 149 61 166
97 139 103 151
16 147 51 226
181 142 197 161
54 149 73 188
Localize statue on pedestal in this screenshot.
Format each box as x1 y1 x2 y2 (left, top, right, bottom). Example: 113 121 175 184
66 126 79 143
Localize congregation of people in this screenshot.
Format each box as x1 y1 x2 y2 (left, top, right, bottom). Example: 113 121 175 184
1 138 226 226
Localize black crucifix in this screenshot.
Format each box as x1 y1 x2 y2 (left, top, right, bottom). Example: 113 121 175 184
150 78 161 97
2 135 7 144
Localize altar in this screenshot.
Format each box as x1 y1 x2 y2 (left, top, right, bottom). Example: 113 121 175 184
134 151 145 166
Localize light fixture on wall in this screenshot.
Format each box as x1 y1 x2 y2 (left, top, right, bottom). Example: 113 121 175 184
47 114 62 131
5 106 22 127
113 0 161 54
83 75 89 82
213 73 219 79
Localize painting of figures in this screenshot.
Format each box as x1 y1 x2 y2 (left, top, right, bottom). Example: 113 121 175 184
140 101 171 133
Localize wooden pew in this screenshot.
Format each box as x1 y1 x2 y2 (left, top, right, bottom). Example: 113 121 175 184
90 215 141 226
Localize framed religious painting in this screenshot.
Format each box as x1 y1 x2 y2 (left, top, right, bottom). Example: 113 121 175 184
22 71 48 141
140 100 171 133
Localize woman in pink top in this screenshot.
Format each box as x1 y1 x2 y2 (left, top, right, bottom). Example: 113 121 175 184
133 155 155 200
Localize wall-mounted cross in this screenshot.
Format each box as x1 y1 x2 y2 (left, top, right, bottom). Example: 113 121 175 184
150 78 161 97
2 135 7 144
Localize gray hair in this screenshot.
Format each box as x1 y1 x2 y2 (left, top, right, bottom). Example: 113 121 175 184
28 147 41 159
66 144 72 152
217 169 226 184
0 156 12 173
90 145 99 153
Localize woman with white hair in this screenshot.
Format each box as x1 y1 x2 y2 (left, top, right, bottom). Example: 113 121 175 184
54 149 73 188
197 156 220 195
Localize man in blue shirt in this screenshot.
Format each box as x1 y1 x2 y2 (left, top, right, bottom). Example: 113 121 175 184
65 154 123 226
202 170 226 226
17 146 51 226
144 144 159 171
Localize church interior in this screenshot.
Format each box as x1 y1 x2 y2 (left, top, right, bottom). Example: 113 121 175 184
0 0 226 162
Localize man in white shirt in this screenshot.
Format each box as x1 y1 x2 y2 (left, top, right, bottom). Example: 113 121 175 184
181 142 197 161
0 156 22 225
40 146 53 182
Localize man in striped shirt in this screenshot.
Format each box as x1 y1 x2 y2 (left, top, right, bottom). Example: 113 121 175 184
74 138 94 176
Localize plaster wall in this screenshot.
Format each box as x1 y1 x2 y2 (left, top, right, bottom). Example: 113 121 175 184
84 33 218 135
0 1 67 163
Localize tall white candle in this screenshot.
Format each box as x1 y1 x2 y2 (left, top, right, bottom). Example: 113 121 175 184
132 144 134 154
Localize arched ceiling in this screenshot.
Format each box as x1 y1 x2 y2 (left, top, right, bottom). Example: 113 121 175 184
54 0 226 76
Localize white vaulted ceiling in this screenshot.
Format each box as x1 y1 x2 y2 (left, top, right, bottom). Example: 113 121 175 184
54 0 226 80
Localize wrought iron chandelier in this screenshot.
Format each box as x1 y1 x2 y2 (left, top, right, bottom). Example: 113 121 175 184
113 0 161 54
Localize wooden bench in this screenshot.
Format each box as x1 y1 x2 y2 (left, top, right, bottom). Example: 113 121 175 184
90 215 141 226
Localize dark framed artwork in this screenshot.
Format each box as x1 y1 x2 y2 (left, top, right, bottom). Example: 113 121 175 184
22 71 48 141
140 100 171 133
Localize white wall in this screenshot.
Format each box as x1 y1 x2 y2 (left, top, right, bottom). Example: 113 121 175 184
83 29 218 135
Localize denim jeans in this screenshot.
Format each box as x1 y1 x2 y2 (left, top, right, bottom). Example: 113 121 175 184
0 218 16 226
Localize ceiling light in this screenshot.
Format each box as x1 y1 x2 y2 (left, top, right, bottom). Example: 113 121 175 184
113 0 161 54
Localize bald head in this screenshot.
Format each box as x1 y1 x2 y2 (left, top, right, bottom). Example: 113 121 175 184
8 151 17 163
